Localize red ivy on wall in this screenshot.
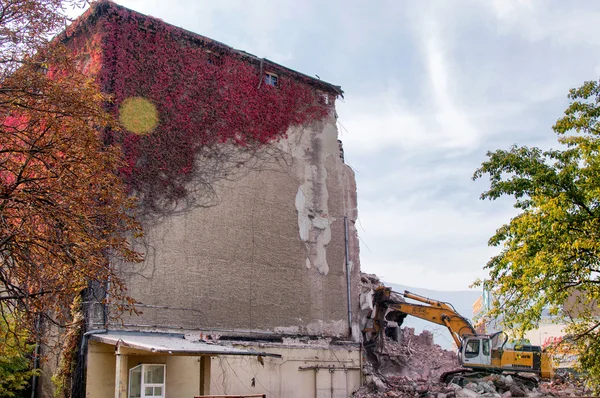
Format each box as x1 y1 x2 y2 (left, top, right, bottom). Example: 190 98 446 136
74 4 331 210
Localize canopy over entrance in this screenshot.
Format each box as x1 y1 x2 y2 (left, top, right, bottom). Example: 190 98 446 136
90 331 281 357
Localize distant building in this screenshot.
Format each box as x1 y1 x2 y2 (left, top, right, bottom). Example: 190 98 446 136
472 289 496 334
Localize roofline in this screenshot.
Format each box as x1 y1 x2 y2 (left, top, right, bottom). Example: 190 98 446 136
65 0 343 97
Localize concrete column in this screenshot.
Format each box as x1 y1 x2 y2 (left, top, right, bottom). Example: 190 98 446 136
199 356 211 395
114 350 128 398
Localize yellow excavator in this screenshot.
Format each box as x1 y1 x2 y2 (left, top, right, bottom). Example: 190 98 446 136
363 286 554 386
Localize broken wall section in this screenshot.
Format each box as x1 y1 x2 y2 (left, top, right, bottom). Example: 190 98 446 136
357 274 458 397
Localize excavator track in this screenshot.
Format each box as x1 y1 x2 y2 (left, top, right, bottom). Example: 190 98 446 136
440 368 539 389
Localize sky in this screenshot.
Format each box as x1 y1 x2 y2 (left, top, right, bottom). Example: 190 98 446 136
97 0 600 291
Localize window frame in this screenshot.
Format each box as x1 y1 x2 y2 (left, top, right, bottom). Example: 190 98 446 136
482 339 490 356
264 72 279 87
464 339 480 359
128 363 166 398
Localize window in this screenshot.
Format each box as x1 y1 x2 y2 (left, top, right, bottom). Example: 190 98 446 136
264 72 278 87
316 91 331 105
465 340 480 359
129 364 165 398
482 339 490 356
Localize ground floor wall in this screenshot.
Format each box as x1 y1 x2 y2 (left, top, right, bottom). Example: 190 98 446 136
208 345 361 397
86 341 361 398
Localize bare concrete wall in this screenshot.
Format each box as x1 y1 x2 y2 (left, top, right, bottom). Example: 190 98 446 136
209 344 361 397
113 114 361 338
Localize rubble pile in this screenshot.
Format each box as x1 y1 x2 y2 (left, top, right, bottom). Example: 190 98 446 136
356 370 590 398
377 329 457 380
357 328 458 398
538 378 590 397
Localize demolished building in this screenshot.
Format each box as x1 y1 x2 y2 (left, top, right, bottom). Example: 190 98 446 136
38 2 362 397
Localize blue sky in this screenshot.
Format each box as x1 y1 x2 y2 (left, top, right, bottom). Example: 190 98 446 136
107 0 600 290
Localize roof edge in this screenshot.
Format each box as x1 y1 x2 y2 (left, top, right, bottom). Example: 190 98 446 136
65 0 343 96
90 330 282 358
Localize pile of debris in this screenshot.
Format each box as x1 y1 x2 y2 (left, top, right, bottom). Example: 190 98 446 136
356 327 458 398
445 375 546 398
538 377 591 397
357 362 589 397
376 329 457 381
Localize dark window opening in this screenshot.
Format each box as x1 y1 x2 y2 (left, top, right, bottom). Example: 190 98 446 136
205 50 221 66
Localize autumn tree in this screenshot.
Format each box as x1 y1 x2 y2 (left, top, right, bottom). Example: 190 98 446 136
0 0 141 339
474 80 600 390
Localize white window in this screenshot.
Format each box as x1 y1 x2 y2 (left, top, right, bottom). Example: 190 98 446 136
264 72 278 87
128 364 165 398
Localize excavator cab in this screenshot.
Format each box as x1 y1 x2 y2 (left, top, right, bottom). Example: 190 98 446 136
460 336 493 367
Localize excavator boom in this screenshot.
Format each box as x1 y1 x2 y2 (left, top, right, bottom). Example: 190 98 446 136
387 301 476 349
403 290 456 312
367 287 475 349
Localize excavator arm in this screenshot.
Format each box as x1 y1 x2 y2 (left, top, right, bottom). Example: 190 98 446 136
367 287 476 349
387 301 476 348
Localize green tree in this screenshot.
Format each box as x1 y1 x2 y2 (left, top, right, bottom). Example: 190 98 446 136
474 80 600 390
0 312 36 398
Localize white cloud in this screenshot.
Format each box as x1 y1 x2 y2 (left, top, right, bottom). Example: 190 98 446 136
338 6 481 156
356 193 516 290
337 87 480 156
337 92 433 154
490 0 536 21
487 0 600 46
423 34 480 151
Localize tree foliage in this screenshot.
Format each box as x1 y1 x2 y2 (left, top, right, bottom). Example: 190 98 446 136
0 311 36 398
0 0 142 339
474 80 600 389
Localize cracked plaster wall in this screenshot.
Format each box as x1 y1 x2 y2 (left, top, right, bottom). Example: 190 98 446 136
117 112 361 339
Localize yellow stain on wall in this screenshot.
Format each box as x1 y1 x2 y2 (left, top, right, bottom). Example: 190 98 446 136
119 97 159 134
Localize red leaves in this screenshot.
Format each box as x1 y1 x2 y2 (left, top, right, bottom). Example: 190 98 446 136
90 8 329 208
